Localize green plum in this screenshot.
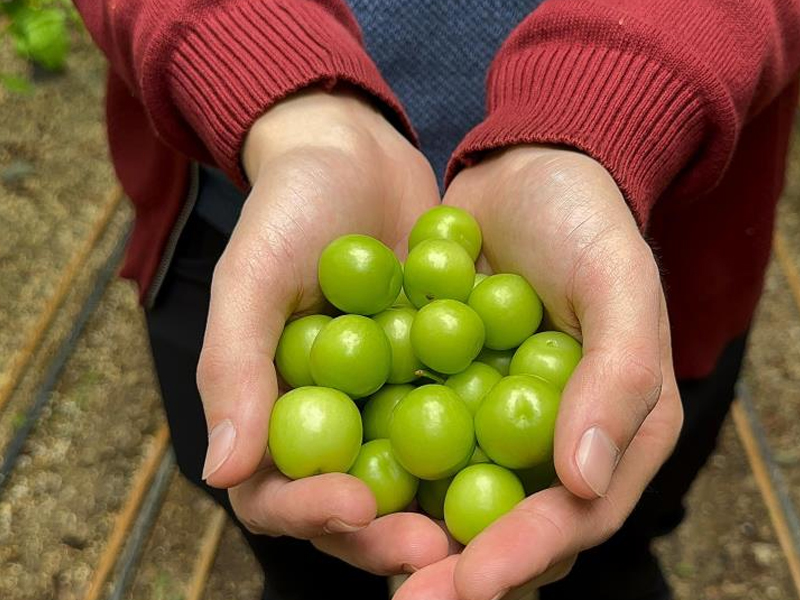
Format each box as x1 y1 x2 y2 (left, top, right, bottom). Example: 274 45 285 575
510 331 583 391
318 234 402 315
275 315 332 388
362 384 414 441
410 300 485 375
473 273 489 288
348 439 418 516
372 307 423 383
468 274 543 350
403 239 475 308
309 315 391 398
416 442 492 520
444 464 524 545
445 362 502 415
475 347 515 376
408 205 483 261
389 385 475 480
268 386 362 479
475 375 561 469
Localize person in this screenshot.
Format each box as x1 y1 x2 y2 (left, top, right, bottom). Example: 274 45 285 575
73 1 800 599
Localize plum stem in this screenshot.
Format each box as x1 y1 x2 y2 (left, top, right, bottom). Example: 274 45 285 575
414 369 446 385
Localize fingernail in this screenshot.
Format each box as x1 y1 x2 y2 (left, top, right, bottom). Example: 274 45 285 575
576 426 620 497
489 589 509 600
202 419 236 480
324 518 365 534
401 563 418 574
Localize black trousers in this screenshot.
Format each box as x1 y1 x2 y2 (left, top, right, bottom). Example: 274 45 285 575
145 213 748 600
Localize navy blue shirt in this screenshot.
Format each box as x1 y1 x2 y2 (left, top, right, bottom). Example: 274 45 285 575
195 1 542 233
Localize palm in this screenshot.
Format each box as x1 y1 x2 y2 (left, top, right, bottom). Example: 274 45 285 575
240 140 437 319
444 146 631 336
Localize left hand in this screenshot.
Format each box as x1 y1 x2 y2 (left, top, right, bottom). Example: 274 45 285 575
394 145 684 600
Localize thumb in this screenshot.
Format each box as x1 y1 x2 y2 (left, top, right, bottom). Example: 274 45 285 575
196 223 296 489
554 245 664 499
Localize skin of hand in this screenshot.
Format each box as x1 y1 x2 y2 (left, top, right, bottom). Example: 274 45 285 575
195 89 449 575
393 145 684 600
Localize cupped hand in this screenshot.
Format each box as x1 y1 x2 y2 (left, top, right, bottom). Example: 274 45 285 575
394 145 684 600
196 89 448 575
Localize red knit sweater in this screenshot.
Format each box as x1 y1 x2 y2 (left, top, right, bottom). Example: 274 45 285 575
74 0 800 379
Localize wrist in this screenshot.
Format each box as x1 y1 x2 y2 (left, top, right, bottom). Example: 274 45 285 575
242 88 391 184
465 144 617 198
451 143 637 235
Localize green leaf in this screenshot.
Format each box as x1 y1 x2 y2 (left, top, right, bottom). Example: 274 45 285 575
0 73 33 94
11 6 69 71
1 1 26 19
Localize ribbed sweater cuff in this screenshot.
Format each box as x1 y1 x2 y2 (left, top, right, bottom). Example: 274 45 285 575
166 0 413 188
447 44 708 227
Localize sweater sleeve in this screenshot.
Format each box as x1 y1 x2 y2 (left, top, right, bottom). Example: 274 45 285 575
73 0 413 188
447 0 800 227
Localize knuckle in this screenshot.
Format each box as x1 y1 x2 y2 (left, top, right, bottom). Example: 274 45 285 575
517 504 570 548
196 343 229 397
197 339 265 402
616 354 663 413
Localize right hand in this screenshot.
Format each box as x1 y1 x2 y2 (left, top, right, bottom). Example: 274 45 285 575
196 89 448 574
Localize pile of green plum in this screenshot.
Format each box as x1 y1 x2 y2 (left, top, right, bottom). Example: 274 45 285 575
269 206 582 545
